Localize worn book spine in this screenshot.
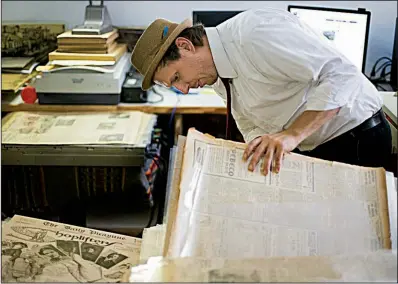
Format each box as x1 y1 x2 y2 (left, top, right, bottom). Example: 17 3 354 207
48 44 127 62
57 41 118 54
57 30 119 45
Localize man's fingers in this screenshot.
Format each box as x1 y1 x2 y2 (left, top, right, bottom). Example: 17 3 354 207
262 146 275 176
248 141 268 171
243 137 262 162
243 137 262 161
274 146 284 173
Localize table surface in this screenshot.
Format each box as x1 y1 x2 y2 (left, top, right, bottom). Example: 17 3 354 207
1 86 227 114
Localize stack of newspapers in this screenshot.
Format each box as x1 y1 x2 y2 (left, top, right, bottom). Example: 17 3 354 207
124 129 397 282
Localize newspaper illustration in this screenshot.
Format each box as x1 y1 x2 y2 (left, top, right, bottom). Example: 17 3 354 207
1 215 141 282
125 251 397 282
166 129 391 258
1 111 156 146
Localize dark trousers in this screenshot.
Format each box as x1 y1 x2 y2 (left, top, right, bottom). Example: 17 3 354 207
294 109 395 172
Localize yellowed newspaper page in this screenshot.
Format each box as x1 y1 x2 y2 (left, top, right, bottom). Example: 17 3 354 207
386 171 397 250
162 136 186 256
167 129 390 258
127 251 397 282
2 215 141 282
135 113 158 146
1 111 156 145
139 225 166 264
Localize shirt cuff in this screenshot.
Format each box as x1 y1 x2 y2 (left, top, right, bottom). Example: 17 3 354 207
304 97 346 112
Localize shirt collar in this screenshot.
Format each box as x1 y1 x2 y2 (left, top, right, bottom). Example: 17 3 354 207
205 27 238 79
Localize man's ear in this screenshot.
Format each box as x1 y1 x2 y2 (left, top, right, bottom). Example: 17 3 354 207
175 37 195 53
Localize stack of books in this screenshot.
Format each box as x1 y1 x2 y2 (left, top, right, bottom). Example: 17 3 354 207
48 29 127 65
2 57 38 74
1 58 39 102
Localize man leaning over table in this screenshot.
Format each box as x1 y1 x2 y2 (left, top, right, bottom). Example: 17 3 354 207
130 8 392 175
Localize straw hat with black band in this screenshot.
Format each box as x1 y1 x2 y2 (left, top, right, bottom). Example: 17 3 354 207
130 18 192 91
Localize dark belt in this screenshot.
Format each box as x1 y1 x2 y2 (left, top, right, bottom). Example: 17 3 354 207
349 108 385 137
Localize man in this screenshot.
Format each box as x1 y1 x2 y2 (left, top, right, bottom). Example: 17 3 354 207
81 243 103 262
96 252 126 269
131 8 392 175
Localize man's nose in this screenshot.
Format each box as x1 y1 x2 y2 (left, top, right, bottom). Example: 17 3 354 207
173 82 190 94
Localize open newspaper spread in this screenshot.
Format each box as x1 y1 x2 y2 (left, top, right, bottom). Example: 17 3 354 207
1 111 156 146
1 215 141 282
166 129 391 258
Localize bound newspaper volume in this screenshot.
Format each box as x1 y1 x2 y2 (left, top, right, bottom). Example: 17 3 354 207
124 128 396 282
166 129 391 258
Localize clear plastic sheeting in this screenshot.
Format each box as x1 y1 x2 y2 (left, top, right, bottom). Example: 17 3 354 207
167 130 391 258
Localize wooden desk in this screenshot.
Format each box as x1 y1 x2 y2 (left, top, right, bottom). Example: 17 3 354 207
1 87 227 114
1 86 227 143
380 91 397 124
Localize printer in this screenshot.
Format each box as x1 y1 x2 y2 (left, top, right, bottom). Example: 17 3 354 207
32 52 131 105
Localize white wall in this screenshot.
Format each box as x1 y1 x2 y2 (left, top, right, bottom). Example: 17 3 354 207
2 1 396 75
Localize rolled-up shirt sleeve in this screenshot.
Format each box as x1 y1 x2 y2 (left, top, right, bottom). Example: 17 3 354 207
245 14 362 111
233 112 267 143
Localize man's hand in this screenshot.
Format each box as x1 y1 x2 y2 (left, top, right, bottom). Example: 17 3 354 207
243 131 300 175
242 108 340 175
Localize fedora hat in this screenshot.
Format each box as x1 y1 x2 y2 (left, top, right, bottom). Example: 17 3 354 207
131 18 192 90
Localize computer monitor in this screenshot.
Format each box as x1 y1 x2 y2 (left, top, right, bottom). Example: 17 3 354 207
288 5 371 73
390 17 397 91
192 11 243 27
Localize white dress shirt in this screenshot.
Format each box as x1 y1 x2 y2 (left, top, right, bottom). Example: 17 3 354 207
206 8 382 151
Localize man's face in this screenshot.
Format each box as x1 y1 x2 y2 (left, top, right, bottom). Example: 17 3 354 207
153 37 218 94
106 254 119 261
42 249 59 259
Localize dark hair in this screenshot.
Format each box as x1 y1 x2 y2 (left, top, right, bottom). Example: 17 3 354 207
39 248 51 255
12 242 27 248
107 253 120 258
158 24 206 68
38 246 58 256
